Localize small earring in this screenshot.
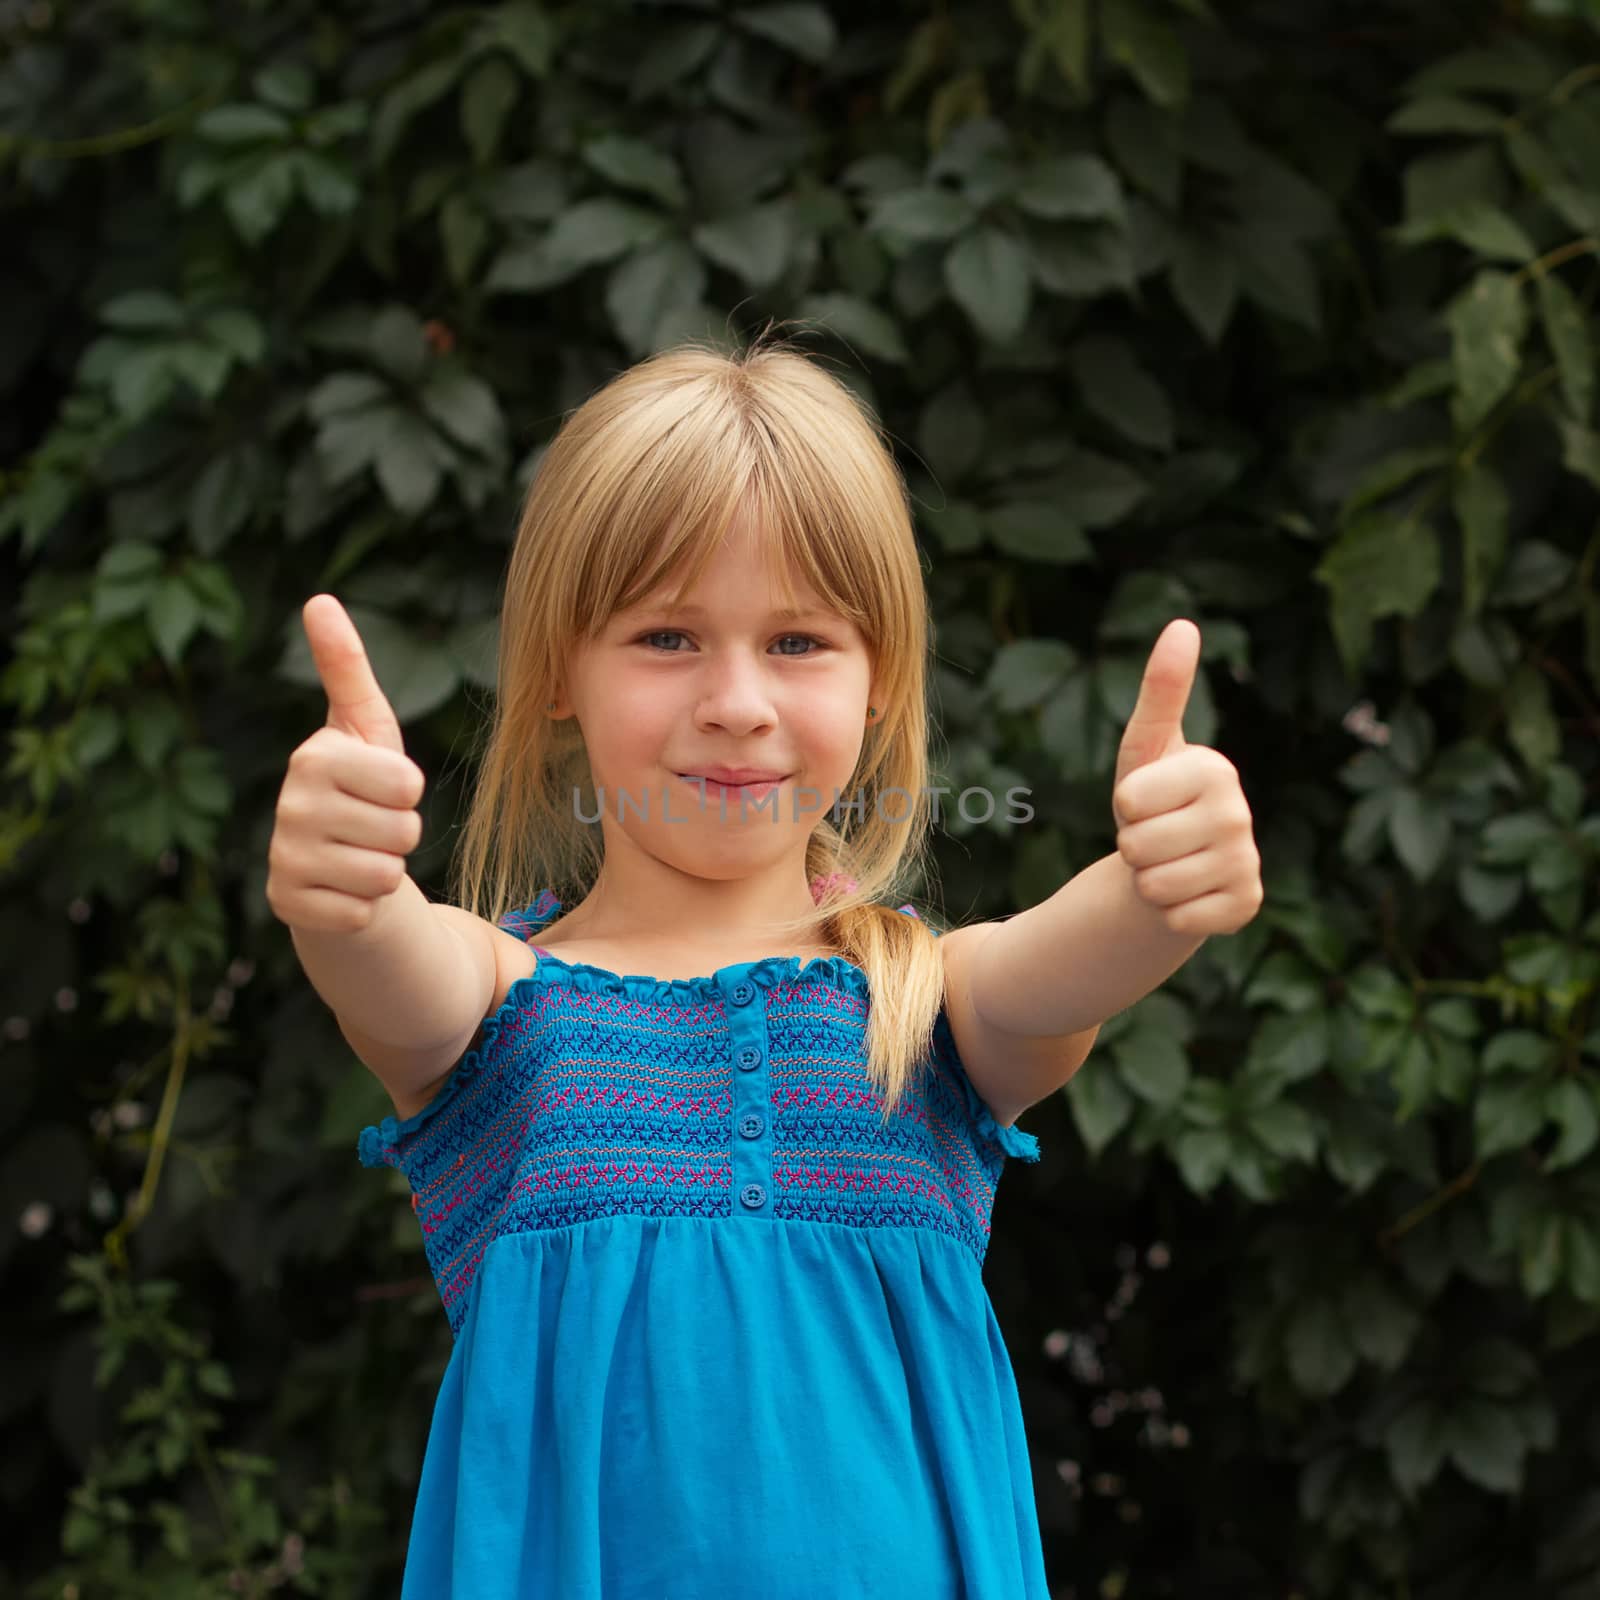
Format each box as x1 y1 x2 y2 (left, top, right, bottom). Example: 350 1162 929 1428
546 702 556 711
867 706 877 719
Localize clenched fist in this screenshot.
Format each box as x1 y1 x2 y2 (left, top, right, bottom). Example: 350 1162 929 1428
1111 619 1263 939
265 595 427 936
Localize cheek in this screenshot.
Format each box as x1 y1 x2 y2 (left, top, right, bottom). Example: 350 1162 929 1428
594 676 674 740
799 711 866 772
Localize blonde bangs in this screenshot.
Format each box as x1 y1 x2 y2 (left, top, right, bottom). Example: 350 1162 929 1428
549 346 918 676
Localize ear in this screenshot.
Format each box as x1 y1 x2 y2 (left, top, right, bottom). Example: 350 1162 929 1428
866 679 884 723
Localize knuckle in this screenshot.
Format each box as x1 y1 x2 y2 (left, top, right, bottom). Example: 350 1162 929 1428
288 737 324 772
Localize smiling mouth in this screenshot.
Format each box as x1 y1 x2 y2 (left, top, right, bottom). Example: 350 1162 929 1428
674 773 790 787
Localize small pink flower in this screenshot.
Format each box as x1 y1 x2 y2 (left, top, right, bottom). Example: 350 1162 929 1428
809 872 858 903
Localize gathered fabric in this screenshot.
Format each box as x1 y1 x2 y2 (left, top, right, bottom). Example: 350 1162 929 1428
359 889 1049 1599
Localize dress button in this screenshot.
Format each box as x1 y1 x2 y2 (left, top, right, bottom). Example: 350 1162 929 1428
738 1112 764 1139
739 1183 766 1209
737 1045 761 1070
730 981 754 1005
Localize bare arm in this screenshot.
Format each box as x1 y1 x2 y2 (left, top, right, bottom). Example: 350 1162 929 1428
291 873 497 1108
967 851 1206 1039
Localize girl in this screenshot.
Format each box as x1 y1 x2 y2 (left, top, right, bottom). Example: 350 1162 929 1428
329 334 1092 1597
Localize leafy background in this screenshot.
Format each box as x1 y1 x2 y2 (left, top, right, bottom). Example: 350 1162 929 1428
3 0 1599 1595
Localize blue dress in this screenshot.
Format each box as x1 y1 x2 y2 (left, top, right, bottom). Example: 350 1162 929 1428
358 889 1050 1599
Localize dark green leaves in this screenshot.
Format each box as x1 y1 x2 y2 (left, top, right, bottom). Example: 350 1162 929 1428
917 381 983 483
1102 0 1189 107
90 544 244 669
305 307 507 519
693 198 796 286
986 639 1079 711
184 85 365 242
1392 203 1535 261
795 293 909 363
1169 230 1237 344
196 104 292 143
944 226 1032 343
1014 154 1124 221
1314 512 1442 679
984 501 1091 563
1453 462 1510 617
461 57 520 165
547 198 669 270
1112 995 1190 1105
867 187 976 244
78 299 266 421
1388 95 1508 136
583 136 689 210
1539 270 1594 422
1067 1061 1136 1157
1448 270 1528 431
1068 335 1174 450
734 3 838 63
607 240 708 356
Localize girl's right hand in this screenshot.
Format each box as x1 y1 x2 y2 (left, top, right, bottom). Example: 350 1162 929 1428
266 595 428 935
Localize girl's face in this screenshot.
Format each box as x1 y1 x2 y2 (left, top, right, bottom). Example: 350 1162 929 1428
562 509 879 881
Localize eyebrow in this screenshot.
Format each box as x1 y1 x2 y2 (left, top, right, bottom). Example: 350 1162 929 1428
629 602 834 622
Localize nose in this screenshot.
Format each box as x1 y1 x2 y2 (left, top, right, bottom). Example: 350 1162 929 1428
692 648 779 735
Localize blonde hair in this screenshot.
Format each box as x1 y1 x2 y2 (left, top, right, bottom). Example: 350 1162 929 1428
449 329 946 1120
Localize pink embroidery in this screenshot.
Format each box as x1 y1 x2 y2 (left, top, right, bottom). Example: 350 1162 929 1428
365 890 1020 1339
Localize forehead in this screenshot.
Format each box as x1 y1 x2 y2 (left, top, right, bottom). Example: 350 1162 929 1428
624 518 822 614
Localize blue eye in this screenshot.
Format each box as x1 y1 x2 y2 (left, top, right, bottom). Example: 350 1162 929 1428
638 631 826 656
774 634 825 656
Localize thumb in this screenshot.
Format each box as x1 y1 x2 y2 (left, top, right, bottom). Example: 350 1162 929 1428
303 595 406 754
1114 618 1200 790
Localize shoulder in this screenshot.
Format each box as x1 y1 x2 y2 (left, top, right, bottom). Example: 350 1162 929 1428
891 905 1005 1011
473 915 544 1011
930 920 1005 1003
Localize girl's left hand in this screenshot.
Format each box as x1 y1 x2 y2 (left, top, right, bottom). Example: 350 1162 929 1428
1110 619 1264 938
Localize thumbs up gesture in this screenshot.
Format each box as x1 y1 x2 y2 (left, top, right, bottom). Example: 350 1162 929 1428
1111 620 1263 938
265 596 428 935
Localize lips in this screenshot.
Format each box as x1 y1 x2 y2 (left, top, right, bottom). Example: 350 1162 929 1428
676 767 790 785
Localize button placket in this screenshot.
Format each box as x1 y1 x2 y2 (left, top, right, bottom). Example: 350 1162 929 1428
723 969 772 1216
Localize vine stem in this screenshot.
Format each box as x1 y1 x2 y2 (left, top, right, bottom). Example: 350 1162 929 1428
1458 364 1560 472
1503 59 1600 141
1378 1161 1483 1248
1549 61 1600 106
0 91 219 160
1513 236 1599 287
103 970 193 1272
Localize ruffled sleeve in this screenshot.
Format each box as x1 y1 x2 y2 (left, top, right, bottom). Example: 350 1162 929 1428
897 902 1042 1165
